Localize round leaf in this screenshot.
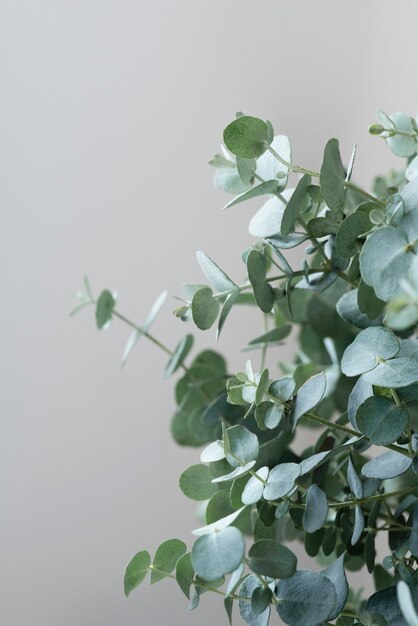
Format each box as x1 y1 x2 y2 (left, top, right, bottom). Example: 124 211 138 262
360 226 415 301
226 425 259 468
303 484 328 533
151 539 186 584
239 575 271 626
356 396 409 445
341 327 399 377
263 463 301 501
361 450 412 480
96 289 116 329
179 464 218 501
336 211 371 258
191 287 220 330
223 116 269 159
191 526 245 582
124 550 151 596
249 539 297 579
276 570 338 626
242 467 269 505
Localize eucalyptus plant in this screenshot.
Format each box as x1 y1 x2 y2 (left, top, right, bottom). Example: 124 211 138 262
74 109 418 626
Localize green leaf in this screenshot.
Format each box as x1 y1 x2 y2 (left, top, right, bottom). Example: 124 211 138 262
96 290 116 329
263 462 301 500
322 555 349 619
347 456 363 499
356 396 409 445
175 552 194 599
361 450 412 480
308 212 339 237
224 596 233 625
320 138 347 214
200 440 225 463
257 402 284 430
196 251 237 293
247 324 291 348
124 550 151 596
239 575 271 626
276 570 338 626
191 526 245 582
357 281 385 320
386 112 417 157
303 485 328 533
281 174 311 236
397 581 418 626
341 327 399 377
225 180 279 211
236 157 256 185
255 368 269 405
193 506 246 535
269 377 296 402
249 539 297 579
211 461 256 484
360 226 417 301
179 464 219 501
206 490 233 525
241 467 269 505
363 357 418 388
336 290 383 329
223 116 269 159
217 289 241 339
291 372 327 428
226 425 259 467
352 506 364 545
251 587 272 615
367 585 418 626
247 250 274 313
347 376 373 430
164 334 194 378
151 539 187 584
336 211 371 257
191 287 220 330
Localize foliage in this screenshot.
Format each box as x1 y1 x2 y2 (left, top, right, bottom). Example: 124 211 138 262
74 109 418 625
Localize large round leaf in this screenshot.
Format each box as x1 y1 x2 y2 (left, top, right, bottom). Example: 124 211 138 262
191 527 245 582
223 116 268 159
249 539 297 579
356 395 409 445
341 327 399 377
360 226 416 301
276 570 337 626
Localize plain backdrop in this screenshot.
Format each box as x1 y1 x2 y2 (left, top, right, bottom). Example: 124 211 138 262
2 1 418 624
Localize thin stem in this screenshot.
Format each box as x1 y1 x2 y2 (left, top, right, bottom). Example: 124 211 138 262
297 215 331 267
329 485 418 510
344 180 385 207
266 145 318 177
266 143 385 208
149 566 249 602
304 411 411 458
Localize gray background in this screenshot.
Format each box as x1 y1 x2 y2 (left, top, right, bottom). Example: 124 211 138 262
1 1 418 624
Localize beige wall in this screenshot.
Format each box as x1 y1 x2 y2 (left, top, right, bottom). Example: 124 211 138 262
2 1 418 624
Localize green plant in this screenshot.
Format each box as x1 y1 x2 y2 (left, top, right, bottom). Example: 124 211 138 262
73 110 418 625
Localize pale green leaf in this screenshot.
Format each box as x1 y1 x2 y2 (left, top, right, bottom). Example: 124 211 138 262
191 527 245 581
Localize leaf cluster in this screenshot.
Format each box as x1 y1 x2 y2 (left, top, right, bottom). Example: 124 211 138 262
75 109 418 626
